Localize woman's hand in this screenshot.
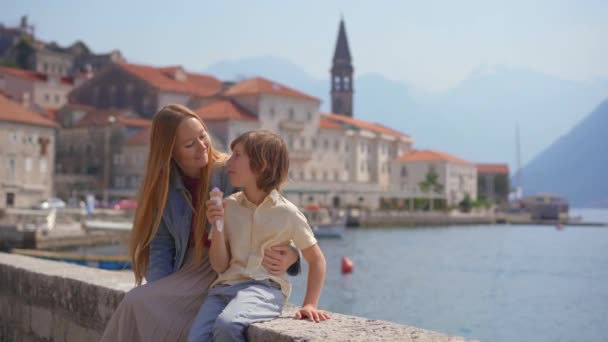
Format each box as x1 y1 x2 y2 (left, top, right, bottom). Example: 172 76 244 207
205 199 224 226
295 304 330 322
262 245 298 275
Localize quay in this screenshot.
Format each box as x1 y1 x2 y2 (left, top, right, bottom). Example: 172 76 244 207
0 252 471 341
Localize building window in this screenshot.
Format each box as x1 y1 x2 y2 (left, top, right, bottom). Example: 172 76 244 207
299 137 305 148
401 166 408 178
288 108 295 120
44 94 50 102
323 171 327 181
334 140 340 151
8 158 15 180
311 169 317 180
307 111 312 121
55 94 61 103
311 138 317 149
40 158 47 174
288 136 293 149
345 144 349 152
334 171 339 181
334 76 341 91
300 170 304 180
269 107 275 118
9 131 18 144
25 158 32 173
43 63 48 72
323 139 329 150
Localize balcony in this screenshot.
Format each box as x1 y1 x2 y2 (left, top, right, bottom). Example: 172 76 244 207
279 119 306 132
289 148 313 161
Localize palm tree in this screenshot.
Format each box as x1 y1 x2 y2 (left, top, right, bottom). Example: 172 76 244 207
418 167 444 211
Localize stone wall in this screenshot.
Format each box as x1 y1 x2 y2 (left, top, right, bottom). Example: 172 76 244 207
0 252 470 341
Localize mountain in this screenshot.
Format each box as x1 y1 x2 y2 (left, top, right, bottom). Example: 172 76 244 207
205 57 608 169
520 98 608 207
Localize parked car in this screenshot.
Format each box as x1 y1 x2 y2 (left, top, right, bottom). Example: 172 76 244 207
31 197 67 210
112 199 138 210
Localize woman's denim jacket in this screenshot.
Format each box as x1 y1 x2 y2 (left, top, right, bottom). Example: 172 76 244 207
145 163 301 282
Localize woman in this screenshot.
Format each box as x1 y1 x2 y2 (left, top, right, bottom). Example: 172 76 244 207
101 104 299 341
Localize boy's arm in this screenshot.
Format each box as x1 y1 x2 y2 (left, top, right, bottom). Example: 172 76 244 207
207 199 230 273
297 244 330 322
300 244 326 308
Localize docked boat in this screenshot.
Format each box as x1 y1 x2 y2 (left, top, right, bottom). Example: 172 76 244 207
10 248 131 270
302 204 345 238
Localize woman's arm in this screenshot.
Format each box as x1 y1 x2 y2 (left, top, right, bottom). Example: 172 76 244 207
207 199 230 273
262 244 300 275
145 218 176 282
296 244 330 322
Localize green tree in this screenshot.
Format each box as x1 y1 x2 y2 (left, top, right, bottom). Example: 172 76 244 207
459 194 472 213
418 167 444 211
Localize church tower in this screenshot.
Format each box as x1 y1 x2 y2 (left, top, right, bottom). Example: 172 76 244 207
331 18 354 117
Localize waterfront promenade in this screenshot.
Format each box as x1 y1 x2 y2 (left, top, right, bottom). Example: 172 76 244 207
0 252 469 342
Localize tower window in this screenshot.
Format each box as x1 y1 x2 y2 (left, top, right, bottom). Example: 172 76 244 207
344 76 350 90
334 76 341 91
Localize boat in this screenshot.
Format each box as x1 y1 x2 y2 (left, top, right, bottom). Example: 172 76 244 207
302 204 345 238
10 248 131 270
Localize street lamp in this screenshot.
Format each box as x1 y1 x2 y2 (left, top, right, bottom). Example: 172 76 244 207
102 115 116 206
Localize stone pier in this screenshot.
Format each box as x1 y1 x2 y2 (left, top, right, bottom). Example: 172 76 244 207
0 252 470 341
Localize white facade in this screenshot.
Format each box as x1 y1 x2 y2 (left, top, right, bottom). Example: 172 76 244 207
0 122 55 208
219 90 414 208
389 157 477 207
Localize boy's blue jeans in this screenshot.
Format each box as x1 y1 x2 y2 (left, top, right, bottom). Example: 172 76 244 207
188 280 285 342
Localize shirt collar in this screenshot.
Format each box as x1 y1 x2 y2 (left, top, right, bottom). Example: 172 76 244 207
237 189 280 207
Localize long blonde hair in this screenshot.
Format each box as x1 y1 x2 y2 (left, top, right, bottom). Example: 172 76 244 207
129 104 226 285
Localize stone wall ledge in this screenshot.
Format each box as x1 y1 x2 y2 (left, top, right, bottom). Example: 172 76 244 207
0 252 471 341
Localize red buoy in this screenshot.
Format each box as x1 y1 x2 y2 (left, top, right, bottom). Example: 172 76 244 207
341 256 353 274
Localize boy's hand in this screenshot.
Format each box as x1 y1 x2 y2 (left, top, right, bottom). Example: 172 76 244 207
295 304 330 322
205 199 225 225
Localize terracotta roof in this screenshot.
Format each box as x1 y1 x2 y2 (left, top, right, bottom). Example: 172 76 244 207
117 117 152 128
194 100 257 122
398 150 473 165
75 109 148 128
0 93 57 127
61 103 96 111
476 163 509 174
224 77 319 101
45 108 59 121
0 66 73 85
319 116 343 130
323 113 412 140
116 62 223 97
125 127 150 146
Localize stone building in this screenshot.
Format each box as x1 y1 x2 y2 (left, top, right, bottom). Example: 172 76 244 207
68 62 224 118
0 93 57 208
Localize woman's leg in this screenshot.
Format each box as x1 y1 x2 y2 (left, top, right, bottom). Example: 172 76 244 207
101 249 217 342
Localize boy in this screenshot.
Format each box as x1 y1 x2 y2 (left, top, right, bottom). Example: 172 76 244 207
189 130 329 342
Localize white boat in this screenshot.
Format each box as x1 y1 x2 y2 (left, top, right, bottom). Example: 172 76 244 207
302 205 345 238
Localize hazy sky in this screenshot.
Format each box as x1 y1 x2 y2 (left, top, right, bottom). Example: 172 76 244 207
2 0 607 91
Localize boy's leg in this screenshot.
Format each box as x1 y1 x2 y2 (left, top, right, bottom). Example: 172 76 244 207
213 280 285 342
187 286 230 342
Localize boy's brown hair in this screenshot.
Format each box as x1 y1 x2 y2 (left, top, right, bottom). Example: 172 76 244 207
230 130 290 192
